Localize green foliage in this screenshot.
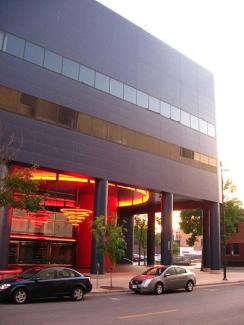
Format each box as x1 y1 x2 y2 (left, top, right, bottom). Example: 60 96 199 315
224 198 244 239
0 166 43 212
173 241 180 256
179 179 244 246
155 232 161 246
179 209 202 246
91 215 126 266
134 214 147 264
134 215 147 243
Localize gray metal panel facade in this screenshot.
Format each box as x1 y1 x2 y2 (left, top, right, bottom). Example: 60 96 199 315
0 0 219 201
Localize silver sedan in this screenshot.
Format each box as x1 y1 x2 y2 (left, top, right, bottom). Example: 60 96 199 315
129 265 196 295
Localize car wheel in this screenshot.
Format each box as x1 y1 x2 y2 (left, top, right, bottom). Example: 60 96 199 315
185 280 194 292
71 287 84 301
154 282 164 295
12 288 28 304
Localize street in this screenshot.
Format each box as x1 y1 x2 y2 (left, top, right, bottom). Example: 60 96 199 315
1 283 244 325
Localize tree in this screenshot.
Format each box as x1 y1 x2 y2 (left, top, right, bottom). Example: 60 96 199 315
0 166 43 211
179 179 244 246
0 123 43 269
223 179 244 240
179 209 202 246
0 123 42 211
134 214 147 265
91 215 126 288
173 240 180 256
0 122 23 162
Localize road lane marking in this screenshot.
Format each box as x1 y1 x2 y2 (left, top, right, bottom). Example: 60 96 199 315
118 309 180 319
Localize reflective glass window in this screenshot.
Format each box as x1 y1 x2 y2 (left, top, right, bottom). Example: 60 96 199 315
175 267 186 274
194 152 201 162
149 96 160 113
190 115 199 130
49 243 75 264
171 106 180 121
38 269 56 280
137 90 148 108
58 106 77 128
0 31 4 50
44 50 62 73
225 244 231 255
0 85 18 112
208 157 217 167
18 93 36 117
124 85 136 104
110 78 123 98
77 113 92 134
181 148 194 159
19 242 48 264
3 33 25 58
95 72 110 92
200 154 208 164
233 243 239 255
24 42 44 66
181 111 190 127
57 269 77 278
35 99 59 123
122 128 136 147
165 267 176 276
62 58 79 80
160 101 170 118
79 65 95 86
207 123 215 137
92 118 108 139
107 123 122 143
199 119 208 134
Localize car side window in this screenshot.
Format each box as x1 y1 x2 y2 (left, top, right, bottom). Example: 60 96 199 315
38 270 56 280
175 267 186 274
165 267 176 276
57 269 76 278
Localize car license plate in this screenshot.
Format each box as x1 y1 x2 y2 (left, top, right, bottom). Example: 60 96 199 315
132 285 138 289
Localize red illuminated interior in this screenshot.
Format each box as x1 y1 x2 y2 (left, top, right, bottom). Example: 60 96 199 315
29 169 149 208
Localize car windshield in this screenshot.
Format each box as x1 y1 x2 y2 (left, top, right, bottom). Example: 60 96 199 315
142 267 167 275
18 267 43 279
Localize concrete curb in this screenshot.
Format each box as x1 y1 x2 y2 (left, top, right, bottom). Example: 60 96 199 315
89 279 244 296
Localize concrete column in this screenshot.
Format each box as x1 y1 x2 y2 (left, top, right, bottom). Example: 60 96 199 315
118 213 134 264
147 212 155 265
90 179 108 274
202 207 211 270
0 161 11 270
161 192 173 265
210 202 221 270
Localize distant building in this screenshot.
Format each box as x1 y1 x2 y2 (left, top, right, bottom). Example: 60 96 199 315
174 230 202 256
226 222 244 266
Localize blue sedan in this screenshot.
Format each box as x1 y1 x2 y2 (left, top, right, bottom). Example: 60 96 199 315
0 267 92 304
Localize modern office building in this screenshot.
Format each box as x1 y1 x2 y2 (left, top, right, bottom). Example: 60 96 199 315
0 0 221 273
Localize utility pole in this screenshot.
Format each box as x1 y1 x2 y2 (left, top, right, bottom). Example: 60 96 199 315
220 161 227 281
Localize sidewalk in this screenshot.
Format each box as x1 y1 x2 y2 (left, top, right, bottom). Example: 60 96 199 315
87 264 244 294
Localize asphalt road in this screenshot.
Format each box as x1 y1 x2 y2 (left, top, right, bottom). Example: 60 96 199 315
1 283 244 325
